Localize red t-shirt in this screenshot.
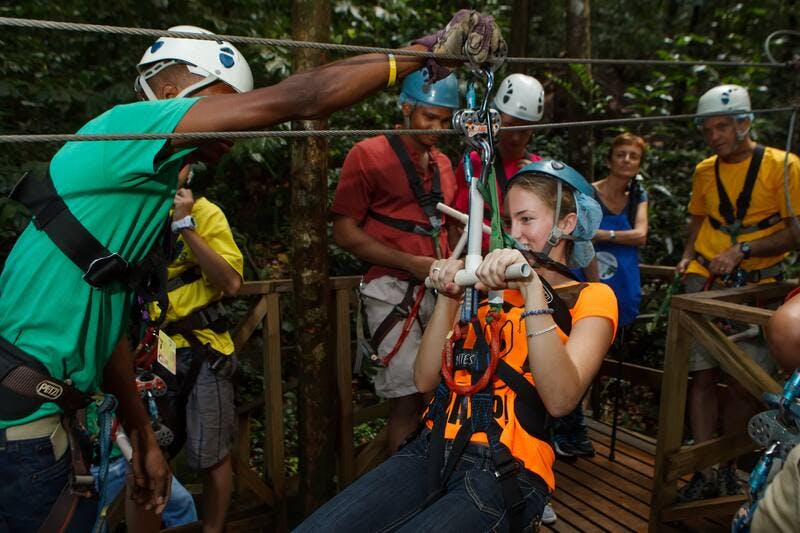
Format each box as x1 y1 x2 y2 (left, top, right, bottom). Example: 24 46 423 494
453 151 542 249
331 135 456 281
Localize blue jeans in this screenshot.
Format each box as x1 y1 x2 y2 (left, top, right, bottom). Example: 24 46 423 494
0 434 96 532
92 456 198 528
294 430 549 532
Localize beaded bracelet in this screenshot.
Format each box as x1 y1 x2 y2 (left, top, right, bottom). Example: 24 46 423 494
520 308 554 319
527 324 557 338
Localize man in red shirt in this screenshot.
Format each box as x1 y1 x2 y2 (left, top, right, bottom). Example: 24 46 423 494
332 70 459 452
453 73 545 249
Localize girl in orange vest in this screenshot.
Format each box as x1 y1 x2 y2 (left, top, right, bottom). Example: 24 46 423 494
295 161 617 532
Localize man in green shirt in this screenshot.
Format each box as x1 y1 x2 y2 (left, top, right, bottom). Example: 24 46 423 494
0 13 505 531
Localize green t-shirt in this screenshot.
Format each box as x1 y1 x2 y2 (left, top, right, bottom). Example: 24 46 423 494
0 97 199 428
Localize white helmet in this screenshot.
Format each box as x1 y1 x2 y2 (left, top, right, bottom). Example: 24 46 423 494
696 84 752 119
135 25 253 101
492 74 545 122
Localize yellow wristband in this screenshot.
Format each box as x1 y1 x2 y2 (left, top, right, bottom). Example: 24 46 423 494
387 53 397 88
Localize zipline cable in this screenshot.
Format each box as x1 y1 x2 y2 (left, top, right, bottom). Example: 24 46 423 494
1 107 794 144
0 17 790 69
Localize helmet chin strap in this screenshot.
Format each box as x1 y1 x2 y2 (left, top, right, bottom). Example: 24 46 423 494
135 61 219 101
540 180 564 257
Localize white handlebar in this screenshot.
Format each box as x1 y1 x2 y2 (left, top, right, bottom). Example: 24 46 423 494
424 262 531 289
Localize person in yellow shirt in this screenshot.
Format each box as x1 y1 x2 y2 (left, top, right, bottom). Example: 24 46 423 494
675 84 800 501
161 164 243 533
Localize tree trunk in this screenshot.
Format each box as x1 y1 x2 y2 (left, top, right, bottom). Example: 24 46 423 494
509 0 532 73
291 0 335 515
565 0 594 181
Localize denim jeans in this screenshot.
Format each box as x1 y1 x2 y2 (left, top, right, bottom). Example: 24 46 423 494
0 434 96 532
91 456 198 528
294 430 549 532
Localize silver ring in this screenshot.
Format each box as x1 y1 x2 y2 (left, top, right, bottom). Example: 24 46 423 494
432 267 441 274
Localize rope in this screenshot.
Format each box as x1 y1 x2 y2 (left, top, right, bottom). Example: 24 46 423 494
1 107 794 144
0 17 790 69
764 29 800 64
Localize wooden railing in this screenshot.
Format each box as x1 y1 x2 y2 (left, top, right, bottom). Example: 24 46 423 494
649 281 795 531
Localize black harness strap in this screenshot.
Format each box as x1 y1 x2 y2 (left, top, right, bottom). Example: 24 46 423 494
694 253 784 284
10 170 129 287
385 134 443 220
366 210 435 236
166 266 204 292
0 336 92 420
712 144 767 241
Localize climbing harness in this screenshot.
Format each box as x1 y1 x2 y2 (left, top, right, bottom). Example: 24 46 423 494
368 134 445 259
733 369 800 532
363 281 427 369
709 144 780 244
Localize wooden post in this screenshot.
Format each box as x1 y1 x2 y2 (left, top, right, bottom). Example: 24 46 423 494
565 0 594 180
335 288 355 488
264 292 286 530
290 0 336 514
649 305 691 531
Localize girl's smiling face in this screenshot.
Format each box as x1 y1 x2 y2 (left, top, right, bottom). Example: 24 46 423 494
504 181 577 259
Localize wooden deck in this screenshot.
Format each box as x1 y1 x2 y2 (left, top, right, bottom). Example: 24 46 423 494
545 420 732 532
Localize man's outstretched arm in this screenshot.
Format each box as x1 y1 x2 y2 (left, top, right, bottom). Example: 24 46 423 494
176 46 428 135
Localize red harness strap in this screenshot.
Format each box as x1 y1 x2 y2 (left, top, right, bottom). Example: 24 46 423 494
441 311 502 397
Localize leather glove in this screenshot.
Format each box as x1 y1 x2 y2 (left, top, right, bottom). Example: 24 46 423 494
413 9 507 82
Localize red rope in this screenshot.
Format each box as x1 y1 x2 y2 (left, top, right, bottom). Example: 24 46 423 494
441 311 502 396
380 286 426 367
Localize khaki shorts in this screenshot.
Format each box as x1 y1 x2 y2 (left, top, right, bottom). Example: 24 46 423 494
361 276 436 399
683 274 777 376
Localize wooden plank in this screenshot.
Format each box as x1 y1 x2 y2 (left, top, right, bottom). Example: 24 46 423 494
640 264 676 280
556 461 651 520
579 443 654 490
589 427 655 467
234 413 251 494
330 276 362 290
550 490 615 532
661 495 746 522
353 400 390 425
560 456 651 504
671 295 774 326
674 282 795 303
554 472 642 531
335 288 355 489
680 312 782 398
232 295 268 351
665 432 757 482
650 307 692 531
263 292 287 531
586 418 657 454
590 435 656 480
598 358 665 390
355 426 389 477
235 463 276 507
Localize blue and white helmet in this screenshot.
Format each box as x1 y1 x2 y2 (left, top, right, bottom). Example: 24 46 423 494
135 25 253 100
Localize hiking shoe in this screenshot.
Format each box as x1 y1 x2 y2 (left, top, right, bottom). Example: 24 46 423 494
718 466 744 497
541 503 557 525
677 471 719 502
552 431 575 458
567 419 595 457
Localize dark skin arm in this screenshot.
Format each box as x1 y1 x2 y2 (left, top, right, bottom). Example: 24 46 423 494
102 336 171 514
174 46 429 141
333 215 434 280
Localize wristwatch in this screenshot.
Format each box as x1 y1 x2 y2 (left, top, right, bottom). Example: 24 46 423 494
739 241 752 259
609 229 617 240
171 215 197 233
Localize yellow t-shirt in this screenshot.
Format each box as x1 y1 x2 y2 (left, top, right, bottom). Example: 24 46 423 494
687 146 800 278
165 197 243 354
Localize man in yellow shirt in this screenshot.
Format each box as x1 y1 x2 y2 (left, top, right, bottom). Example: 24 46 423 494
161 165 243 532
676 84 800 501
